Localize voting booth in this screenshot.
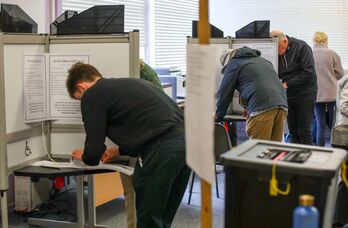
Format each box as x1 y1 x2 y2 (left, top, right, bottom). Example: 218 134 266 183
221 140 346 228
0 31 139 227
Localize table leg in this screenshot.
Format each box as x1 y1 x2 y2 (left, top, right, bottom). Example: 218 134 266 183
28 175 106 228
1 190 9 228
86 175 106 228
76 176 85 228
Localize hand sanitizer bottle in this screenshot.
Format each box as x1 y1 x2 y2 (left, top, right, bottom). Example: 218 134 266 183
293 194 319 228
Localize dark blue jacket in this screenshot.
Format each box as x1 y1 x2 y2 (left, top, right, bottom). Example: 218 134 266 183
278 36 317 100
216 47 288 119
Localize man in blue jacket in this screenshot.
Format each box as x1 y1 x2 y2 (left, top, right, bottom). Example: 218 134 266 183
215 47 288 141
270 30 317 145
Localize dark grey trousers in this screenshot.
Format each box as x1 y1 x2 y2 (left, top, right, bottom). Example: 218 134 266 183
287 93 316 145
133 136 191 228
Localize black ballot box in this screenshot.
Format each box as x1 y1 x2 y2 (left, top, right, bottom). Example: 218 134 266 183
221 139 346 228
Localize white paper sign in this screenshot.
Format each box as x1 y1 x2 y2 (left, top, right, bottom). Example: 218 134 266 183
23 54 89 123
49 55 89 119
232 43 254 50
23 55 47 123
232 43 278 71
185 44 217 184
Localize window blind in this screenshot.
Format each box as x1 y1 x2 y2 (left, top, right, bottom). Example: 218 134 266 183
210 0 348 68
153 0 198 73
62 0 145 45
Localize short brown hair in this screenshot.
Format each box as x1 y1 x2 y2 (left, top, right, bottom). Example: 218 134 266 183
66 62 102 98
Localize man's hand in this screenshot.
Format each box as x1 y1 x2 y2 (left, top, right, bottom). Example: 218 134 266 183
101 147 120 163
71 149 84 161
282 82 288 89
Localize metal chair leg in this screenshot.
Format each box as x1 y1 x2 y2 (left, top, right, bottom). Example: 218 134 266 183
215 165 219 198
188 172 196 205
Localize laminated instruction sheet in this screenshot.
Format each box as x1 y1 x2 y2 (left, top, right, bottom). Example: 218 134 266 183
23 54 89 123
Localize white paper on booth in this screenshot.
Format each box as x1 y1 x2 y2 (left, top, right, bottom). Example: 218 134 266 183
185 44 217 184
23 55 47 123
254 43 278 71
48 55 89 119
232 43 254 50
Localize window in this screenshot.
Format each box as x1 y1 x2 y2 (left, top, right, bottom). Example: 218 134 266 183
210 0 348 68
152 0 198 73
62 0 146 46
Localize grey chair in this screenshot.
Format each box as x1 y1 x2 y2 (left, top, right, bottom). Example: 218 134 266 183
188 122 232 205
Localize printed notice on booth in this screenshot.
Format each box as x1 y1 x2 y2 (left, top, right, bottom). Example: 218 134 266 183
23 55 47 123
48 55 89 119
23 54 90 123
185 44 218 184
254 43 278 71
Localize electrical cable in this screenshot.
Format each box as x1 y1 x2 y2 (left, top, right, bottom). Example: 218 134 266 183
26 186 76 222
41 121 55 162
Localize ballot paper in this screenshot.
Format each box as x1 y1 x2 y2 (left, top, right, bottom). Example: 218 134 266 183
31 160 134 176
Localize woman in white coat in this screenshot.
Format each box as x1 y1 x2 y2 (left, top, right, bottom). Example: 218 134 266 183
331 73 348 228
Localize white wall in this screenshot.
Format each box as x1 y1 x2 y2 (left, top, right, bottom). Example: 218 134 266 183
0 0 50 33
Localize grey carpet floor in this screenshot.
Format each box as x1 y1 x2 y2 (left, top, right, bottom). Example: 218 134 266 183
95 172 225 228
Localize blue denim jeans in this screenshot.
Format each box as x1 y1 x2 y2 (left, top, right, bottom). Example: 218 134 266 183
313 102 335 146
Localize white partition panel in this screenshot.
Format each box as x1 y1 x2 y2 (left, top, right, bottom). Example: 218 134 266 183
49 43 130 78
4 44 45 133
51 133 118 157
7 135 46 168
50 132 85 157
0 34 47 195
